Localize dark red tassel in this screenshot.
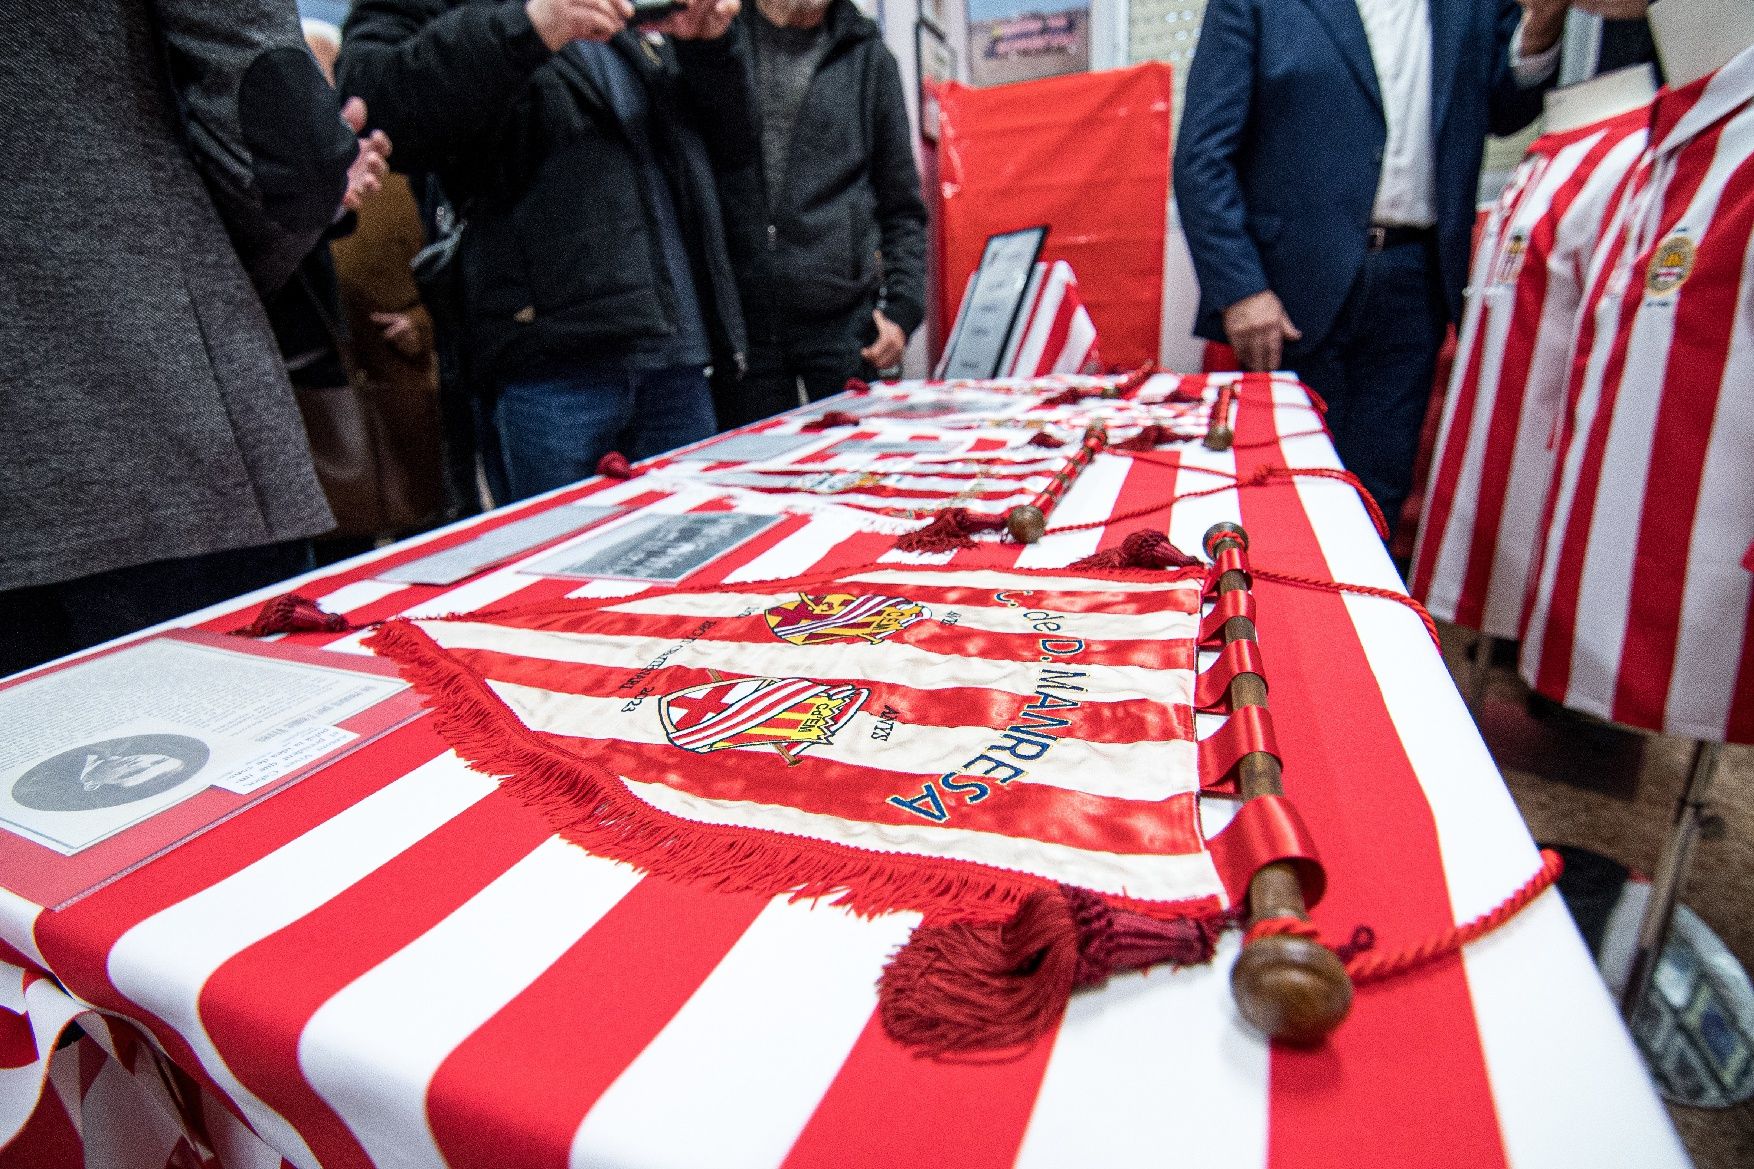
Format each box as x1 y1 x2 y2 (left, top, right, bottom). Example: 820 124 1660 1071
844 378 872 395
1027 431 1064 449
596 452 639 480
1113 424 1192 452
802 410 862 431
230 593 356 637
893 508 1009 553
1038 388 1084 408
1069 529 1202 570
878 886 1218 1059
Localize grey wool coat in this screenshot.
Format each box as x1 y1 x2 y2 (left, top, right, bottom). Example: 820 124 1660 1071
0 0 359 592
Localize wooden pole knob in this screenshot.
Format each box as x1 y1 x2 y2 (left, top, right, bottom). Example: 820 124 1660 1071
1231 933 1353 1044
1006 505 1048 544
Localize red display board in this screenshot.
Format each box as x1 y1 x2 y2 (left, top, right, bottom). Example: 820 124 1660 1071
933 64 1172 371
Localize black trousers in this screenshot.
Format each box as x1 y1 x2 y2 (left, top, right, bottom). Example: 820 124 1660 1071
713 310 870 431
0 540 313 677
1288 237 1448 540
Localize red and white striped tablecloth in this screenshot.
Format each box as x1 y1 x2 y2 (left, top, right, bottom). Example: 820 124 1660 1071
0 377 1684 1169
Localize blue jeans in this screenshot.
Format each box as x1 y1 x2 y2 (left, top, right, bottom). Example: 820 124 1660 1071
1289 238 1447 541
493 364 716 501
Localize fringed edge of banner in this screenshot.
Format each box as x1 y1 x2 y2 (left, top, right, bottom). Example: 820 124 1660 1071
366 619 1225 927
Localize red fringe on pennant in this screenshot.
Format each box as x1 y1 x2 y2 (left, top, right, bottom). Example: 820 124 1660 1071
878 884 1219 1060
363 620 1086 925
892 508 1010 553
1113 424 1193 452
1069 529 1202 571
229 593 356 637
801 410 861 432
1037 387 1085 408
596 452 640 480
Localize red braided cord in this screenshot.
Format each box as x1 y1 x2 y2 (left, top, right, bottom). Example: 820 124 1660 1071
1046 463 1388 540
1230 427 1330 450
1248 566 1441 650
1244 850 1564 986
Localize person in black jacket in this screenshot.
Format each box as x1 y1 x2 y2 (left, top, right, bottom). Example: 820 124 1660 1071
709 0 927 430
338 0 755 501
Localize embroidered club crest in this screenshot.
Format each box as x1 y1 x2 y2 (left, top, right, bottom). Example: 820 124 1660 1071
1646 235 1697 298
764 593 930 646
659 675 869 763
1492 230 1529 285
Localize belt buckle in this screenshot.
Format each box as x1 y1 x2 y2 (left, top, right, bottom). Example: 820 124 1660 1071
1367 225 1388 252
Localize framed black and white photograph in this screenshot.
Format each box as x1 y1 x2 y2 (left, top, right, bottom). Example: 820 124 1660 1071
529 512 783 583
937 225 1048 379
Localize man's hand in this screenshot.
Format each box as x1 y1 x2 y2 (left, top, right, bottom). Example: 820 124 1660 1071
526 0 633 50
860 309 906 371
1222 290 1301 372
656 0 741 41
340 98 390 214
1518 0 1570 57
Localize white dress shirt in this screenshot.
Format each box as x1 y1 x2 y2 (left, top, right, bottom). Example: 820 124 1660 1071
1356 0 1561 227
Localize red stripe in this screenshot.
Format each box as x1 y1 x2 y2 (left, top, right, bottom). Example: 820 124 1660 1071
1033 281 1079 378
1412 176 1517 604
195 793 556 1169
426 880 768 1169
779 1011 1057 1169
1236 394 1510 1169
1008 267 1054 376
1453 131 1625 630
31 725 451 1114
1614 145 1754 729
1535 124 1726 703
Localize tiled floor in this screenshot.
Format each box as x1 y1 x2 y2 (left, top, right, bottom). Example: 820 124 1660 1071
1439 625 1754 1169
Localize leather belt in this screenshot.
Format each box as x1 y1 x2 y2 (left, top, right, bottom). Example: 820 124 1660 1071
1366 224 1435 251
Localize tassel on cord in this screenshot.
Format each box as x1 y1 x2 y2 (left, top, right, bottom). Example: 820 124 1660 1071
1112 424 1193 452
596 451 640 480
843 377 871 394
801 410 862 432
878 884 1219 1060
1069 529 1202 571
230 593 358 637
893 508 1009 553
1027 430 1065 449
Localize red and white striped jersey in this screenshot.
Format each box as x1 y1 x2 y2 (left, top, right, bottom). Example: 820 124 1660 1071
1002 261 1104 377
1413 108 1650 636
1521 48 1754 744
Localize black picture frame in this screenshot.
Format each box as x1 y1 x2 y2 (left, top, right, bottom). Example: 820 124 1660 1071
938 225 1048 379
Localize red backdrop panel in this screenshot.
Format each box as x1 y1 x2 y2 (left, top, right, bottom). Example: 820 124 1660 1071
933 64 1172 371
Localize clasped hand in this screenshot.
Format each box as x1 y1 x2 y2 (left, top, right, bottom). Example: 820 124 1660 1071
526 0 742 48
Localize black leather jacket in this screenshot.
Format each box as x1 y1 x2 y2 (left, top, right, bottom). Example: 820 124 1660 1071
339 0 755 383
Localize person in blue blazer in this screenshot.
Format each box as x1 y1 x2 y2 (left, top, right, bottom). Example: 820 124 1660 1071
1175 0 1569 538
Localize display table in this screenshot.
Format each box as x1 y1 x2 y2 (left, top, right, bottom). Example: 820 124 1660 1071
0 376 1686 1169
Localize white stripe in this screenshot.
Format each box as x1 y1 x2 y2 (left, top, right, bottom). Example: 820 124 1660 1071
1016 450 1132 567
301 837 642 1169
1665 189 1754 739
568 899 915 1169
428 619 1192 704
622 776 1224 905
610 589 1201 641
1010 262 1070 377
107 752 491 1169
1016 933 1267 1169
316 579 409 616
1052 308 1099 374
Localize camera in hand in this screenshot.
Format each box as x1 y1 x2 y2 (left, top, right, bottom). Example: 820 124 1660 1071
630 0 686 24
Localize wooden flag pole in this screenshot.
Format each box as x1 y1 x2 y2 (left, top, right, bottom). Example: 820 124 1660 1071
1204 380 1239 451
1203 521 1353 1043
1005 421 1107 543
